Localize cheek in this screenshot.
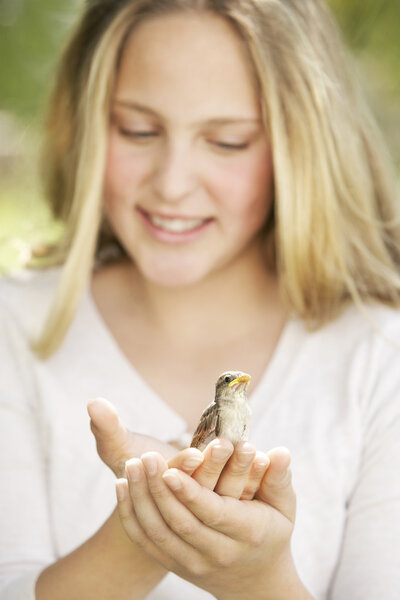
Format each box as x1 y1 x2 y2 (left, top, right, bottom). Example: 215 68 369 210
104 131 150 202
211 148 273 224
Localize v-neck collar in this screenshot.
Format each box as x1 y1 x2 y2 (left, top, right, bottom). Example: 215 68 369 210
84 283 304 442
83 285 188 443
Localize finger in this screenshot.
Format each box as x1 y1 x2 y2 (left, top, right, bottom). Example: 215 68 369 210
115 477 171 566
214 442 256 498
167 447 204 475
240 451 270 501
126 454 202 567
191 438 234 490
116 477 146 542
141 454 229 555
256 447 296 522
163 468 259 541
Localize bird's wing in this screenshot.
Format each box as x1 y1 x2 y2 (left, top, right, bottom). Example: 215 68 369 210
190 402 219 450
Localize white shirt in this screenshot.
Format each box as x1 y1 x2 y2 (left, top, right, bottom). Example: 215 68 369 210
1 267 400 599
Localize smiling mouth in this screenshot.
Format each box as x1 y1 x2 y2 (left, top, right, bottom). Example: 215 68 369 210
138 207 213 234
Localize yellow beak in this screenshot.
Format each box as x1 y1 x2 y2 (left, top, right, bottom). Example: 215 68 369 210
228 374 251 387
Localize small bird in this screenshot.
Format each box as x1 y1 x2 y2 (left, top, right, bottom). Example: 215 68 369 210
190 371 252 451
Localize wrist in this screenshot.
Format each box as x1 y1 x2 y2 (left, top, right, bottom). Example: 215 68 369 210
217 551 313 600
109 507 160 562
36 508 167 600
256 555 313 600
108 508 167 579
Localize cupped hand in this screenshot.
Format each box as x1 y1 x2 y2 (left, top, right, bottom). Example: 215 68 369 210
191 437 270 500
87 398 269 497
87 397 204 478
115 448 301 600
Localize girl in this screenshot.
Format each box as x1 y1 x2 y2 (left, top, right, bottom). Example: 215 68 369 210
1 0 399 598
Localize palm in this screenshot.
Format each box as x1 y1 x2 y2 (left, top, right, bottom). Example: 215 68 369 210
88 397 177 477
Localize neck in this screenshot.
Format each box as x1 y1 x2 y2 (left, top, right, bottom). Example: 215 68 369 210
127 238 283 344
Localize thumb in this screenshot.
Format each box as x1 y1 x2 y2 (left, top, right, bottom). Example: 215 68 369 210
87 397 178 476
87 396 124 442
87 397 131 477
256 447 296 523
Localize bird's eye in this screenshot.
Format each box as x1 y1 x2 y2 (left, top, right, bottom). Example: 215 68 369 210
224 375 231 383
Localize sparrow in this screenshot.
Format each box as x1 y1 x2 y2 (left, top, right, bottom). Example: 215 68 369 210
190 371 252 451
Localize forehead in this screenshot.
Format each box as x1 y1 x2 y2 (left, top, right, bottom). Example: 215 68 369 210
115 11 260 124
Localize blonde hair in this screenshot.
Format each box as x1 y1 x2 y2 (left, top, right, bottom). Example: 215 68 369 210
34 0 400 358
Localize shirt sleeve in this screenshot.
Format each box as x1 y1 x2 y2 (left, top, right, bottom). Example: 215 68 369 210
328 325 400 599
0 306 55 599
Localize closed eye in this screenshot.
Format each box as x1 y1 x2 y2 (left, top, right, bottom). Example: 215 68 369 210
212 141 249 151
118 128 159 139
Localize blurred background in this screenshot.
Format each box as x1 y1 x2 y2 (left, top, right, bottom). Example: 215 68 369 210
0 0 399 275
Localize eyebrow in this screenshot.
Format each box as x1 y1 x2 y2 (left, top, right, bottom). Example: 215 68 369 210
114 100 261 126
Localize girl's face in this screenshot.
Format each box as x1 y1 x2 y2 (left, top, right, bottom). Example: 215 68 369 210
105 11 273 287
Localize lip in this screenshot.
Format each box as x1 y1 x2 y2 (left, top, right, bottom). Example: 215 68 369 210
136 206 215 244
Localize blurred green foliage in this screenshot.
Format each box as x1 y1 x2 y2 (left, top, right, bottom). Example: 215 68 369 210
0 0 399 274
0 0 78 273
329 0 400 163
0 0 77 121
0 1 398 134
330 0 399 61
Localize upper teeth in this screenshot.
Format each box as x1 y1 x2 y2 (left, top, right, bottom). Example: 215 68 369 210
149 214 207 233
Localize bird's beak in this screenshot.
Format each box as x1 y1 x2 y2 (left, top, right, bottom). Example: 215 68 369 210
228 374 251 387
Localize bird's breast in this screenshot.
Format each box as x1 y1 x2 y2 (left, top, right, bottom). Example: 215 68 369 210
217 401 250 445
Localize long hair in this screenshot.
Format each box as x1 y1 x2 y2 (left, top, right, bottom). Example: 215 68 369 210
34 0 400 358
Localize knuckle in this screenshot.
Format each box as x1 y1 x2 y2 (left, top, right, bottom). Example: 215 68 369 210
150 483 168 500
213 552 230 569
146 524 168 545
188 558 209 578
174 518 195 538
268 469 293 491
202 499 226 528
248 526 265 548
119 508 132 523
229 465 249 477
212 547 236 569
203 510 223 529
184 484 200 504
135 535 153 553
201 464 221 478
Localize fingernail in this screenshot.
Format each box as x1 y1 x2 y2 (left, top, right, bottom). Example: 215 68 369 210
125 458 142 482
254 458 270 471
235 442 255 466
254 452 270 471
211 444 232 462
163 470 182 491
237 453 255 466
141 453 158 477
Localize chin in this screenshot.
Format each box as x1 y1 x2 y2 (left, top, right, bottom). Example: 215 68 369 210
142 269 207 289
136 256 211 289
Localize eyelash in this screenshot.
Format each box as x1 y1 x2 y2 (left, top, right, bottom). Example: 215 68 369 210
117 128 248 151
215 142 248 151
118 129 157 140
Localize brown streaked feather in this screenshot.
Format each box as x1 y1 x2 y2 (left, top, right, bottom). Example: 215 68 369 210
190 401 220 450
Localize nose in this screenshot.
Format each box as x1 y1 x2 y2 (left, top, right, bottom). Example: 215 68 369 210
153 140 196 203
